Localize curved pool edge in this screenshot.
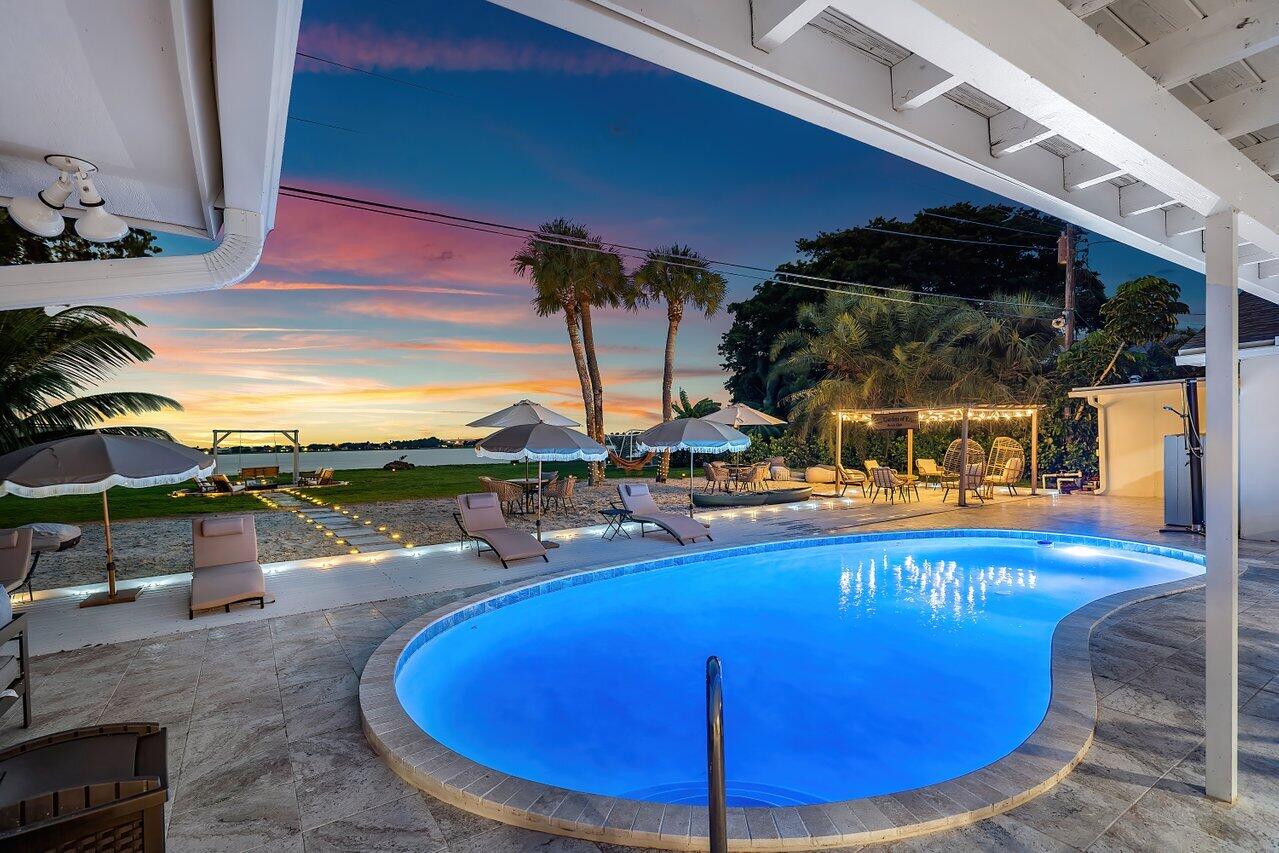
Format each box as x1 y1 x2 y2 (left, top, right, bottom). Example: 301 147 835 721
358 529 1207 852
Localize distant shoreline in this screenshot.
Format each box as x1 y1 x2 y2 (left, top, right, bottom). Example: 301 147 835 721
209 446 492 474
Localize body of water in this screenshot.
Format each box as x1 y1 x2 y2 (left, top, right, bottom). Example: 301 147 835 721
213 448 488 474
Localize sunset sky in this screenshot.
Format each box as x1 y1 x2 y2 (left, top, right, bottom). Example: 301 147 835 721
100 0 1207 446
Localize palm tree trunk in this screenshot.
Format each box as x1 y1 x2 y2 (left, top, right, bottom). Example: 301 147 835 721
564 306 597 452
657 310 681 482
579 303 606 485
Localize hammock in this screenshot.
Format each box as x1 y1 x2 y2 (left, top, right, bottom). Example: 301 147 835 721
607 450 654 472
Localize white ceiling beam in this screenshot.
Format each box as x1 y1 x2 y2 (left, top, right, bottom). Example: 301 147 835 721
891 55 961 110
1166 205 1207 236
1260 259 1279 278
1243 137 1279 175
1064 150 1125 190
751 0 828 51
1063 0 1119 16
829 0 1279 237
1120 182 1176 216
1239 243 1279 264
1194 81 1279 141
1124 1 1279 89
990 108 1056 156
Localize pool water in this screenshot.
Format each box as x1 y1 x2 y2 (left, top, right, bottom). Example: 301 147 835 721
396 534 1201 806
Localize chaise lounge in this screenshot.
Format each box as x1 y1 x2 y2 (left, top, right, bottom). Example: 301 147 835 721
617 483 712 545
189 515 268 619
455 492 548 569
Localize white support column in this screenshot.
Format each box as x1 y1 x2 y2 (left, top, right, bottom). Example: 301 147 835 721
1204 207 1240 804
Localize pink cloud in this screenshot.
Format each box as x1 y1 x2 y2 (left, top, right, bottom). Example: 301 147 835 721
297 23 661 77
236 279 493 297
339 297 530 327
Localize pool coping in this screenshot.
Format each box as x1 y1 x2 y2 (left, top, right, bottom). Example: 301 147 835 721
358 528 1209 851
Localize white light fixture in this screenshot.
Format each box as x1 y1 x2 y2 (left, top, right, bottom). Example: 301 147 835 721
5 155 129 243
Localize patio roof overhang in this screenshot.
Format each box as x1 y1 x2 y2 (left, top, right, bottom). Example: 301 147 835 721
835 404 1042 425
0 0 303 308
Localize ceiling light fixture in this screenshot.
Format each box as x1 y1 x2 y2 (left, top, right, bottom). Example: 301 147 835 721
5 155 129 243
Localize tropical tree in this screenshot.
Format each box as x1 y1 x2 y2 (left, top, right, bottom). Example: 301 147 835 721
513 219 626 483
0 306 181 454
1091 275 1189 386
671 389 721 419
635 244 728 480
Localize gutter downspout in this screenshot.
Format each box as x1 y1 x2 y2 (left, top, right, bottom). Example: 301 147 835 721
0 207 265 310
1084 394 1110 495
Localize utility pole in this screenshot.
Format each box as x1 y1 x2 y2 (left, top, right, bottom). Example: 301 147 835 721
1059 224 1076 347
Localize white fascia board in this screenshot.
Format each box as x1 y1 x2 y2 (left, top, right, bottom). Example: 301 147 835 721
170 0 222 240
1166 205 1207 237
891 55 960 111
485 0 1274 301
1063 0 1120 16
213 0 302 232
828 0 1279 231
0 208 265 309
1125 1 1279 89
1194 80 1279 141
1238 243 1279 264
1261 259 1279 278
1064 150 1125 190
1120 182 1176 217
751 0 828 51
990 109 1056 156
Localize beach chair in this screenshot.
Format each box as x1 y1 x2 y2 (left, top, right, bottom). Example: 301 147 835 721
454 493 548 569
0 529 35 603
299 467 334 487
209 474 245 495
189 515 268 619
616 483 712 545
916 458 944 488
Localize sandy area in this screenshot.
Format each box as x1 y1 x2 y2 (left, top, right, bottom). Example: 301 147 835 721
26 478 701 592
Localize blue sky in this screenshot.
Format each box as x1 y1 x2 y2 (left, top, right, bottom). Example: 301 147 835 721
120 0 1205 443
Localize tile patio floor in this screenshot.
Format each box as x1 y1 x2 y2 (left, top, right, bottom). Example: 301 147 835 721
4 493 1279 851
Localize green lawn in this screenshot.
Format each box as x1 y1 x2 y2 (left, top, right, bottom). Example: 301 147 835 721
0 462 656 526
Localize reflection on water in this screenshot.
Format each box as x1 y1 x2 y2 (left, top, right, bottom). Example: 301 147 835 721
837 551 1038 624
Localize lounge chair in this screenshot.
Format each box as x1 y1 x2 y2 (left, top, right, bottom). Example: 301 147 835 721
189 515 268 619
617 483 712 545
455 493 548 569
766 456 792 482
804 464 867 496
916 458 944 488
209 474 245 494
299 467 334 487
0 529 34 603
0 723 167 850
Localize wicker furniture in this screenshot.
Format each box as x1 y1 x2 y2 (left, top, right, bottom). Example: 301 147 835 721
870 466 917 504
940 438 986 504
478 476 525 515
543 475 579 513
916 458 944 488
703 463 732 493
983 437 1026 497
0 723 168 852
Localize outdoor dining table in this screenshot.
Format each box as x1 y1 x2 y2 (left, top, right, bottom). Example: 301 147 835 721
504 476 556 513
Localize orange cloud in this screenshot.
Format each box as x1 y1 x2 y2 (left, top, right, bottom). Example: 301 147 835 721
390 339 566 355
235 279 494 297
340 298 530 327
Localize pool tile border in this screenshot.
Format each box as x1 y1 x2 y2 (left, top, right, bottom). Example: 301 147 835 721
359 528 1208 851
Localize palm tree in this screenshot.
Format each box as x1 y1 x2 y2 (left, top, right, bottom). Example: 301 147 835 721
513 219 626 483
634 245 727 480
671 389 721 419
0 306 181 454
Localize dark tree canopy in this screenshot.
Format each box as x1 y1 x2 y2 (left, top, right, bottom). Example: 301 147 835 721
719 203 1107 408
1 210 161 266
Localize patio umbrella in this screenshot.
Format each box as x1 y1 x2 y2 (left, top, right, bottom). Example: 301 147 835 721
636 418 750 516
466 400 579 428
475 423 607 545
703 403 786 428
0 433 214 607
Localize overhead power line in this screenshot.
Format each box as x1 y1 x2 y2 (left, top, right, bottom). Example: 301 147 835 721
276 184 1063 318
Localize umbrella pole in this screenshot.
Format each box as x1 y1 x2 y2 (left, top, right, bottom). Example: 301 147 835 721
537 459 559 550
80 490 141 607
689 451 695 518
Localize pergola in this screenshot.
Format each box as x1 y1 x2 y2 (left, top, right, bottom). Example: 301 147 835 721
210 429 301 484
834 404 1041 505
489 0 1256 800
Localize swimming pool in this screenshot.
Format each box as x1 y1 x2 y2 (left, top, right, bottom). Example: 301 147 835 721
389 530 1202 814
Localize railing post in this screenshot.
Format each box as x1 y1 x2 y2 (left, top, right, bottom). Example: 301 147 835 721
706 655 728 853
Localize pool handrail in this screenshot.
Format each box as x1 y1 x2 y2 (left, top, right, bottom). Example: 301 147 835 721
706 655 727 853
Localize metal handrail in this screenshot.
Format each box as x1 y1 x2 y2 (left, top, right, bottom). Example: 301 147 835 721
706 655 728 853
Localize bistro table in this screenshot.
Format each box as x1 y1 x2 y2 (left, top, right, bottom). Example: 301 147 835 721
504 475 557 513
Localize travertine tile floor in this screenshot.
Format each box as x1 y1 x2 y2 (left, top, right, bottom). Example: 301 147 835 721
5 495 1279 852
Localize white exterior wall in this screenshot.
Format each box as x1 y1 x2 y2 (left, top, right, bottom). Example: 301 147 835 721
1240 357 1279 540
1084 383 1202 498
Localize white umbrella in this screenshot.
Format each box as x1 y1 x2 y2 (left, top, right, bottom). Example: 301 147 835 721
475 423 607 546
636 418 750 516
467 400 579 428
703 403 787 428
0 433 214 607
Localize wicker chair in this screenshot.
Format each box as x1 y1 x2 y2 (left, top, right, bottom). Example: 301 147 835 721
739 463 770 492
543 475 579 513
870 466 916 504
940 438 986 504
982 437 1025 497
478 476 525 515
0 724 168 852
703 462 732 493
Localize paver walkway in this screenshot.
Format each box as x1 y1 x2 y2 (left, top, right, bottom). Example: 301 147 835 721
266 491 406 554
4 495 1278 852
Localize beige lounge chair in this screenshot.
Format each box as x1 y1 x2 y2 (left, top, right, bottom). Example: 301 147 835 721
916 458 944 488
0 529 34 603
209 474 245 495
299 467 334 487
455 493 548 569
190 515 268 619
617 483 712 545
